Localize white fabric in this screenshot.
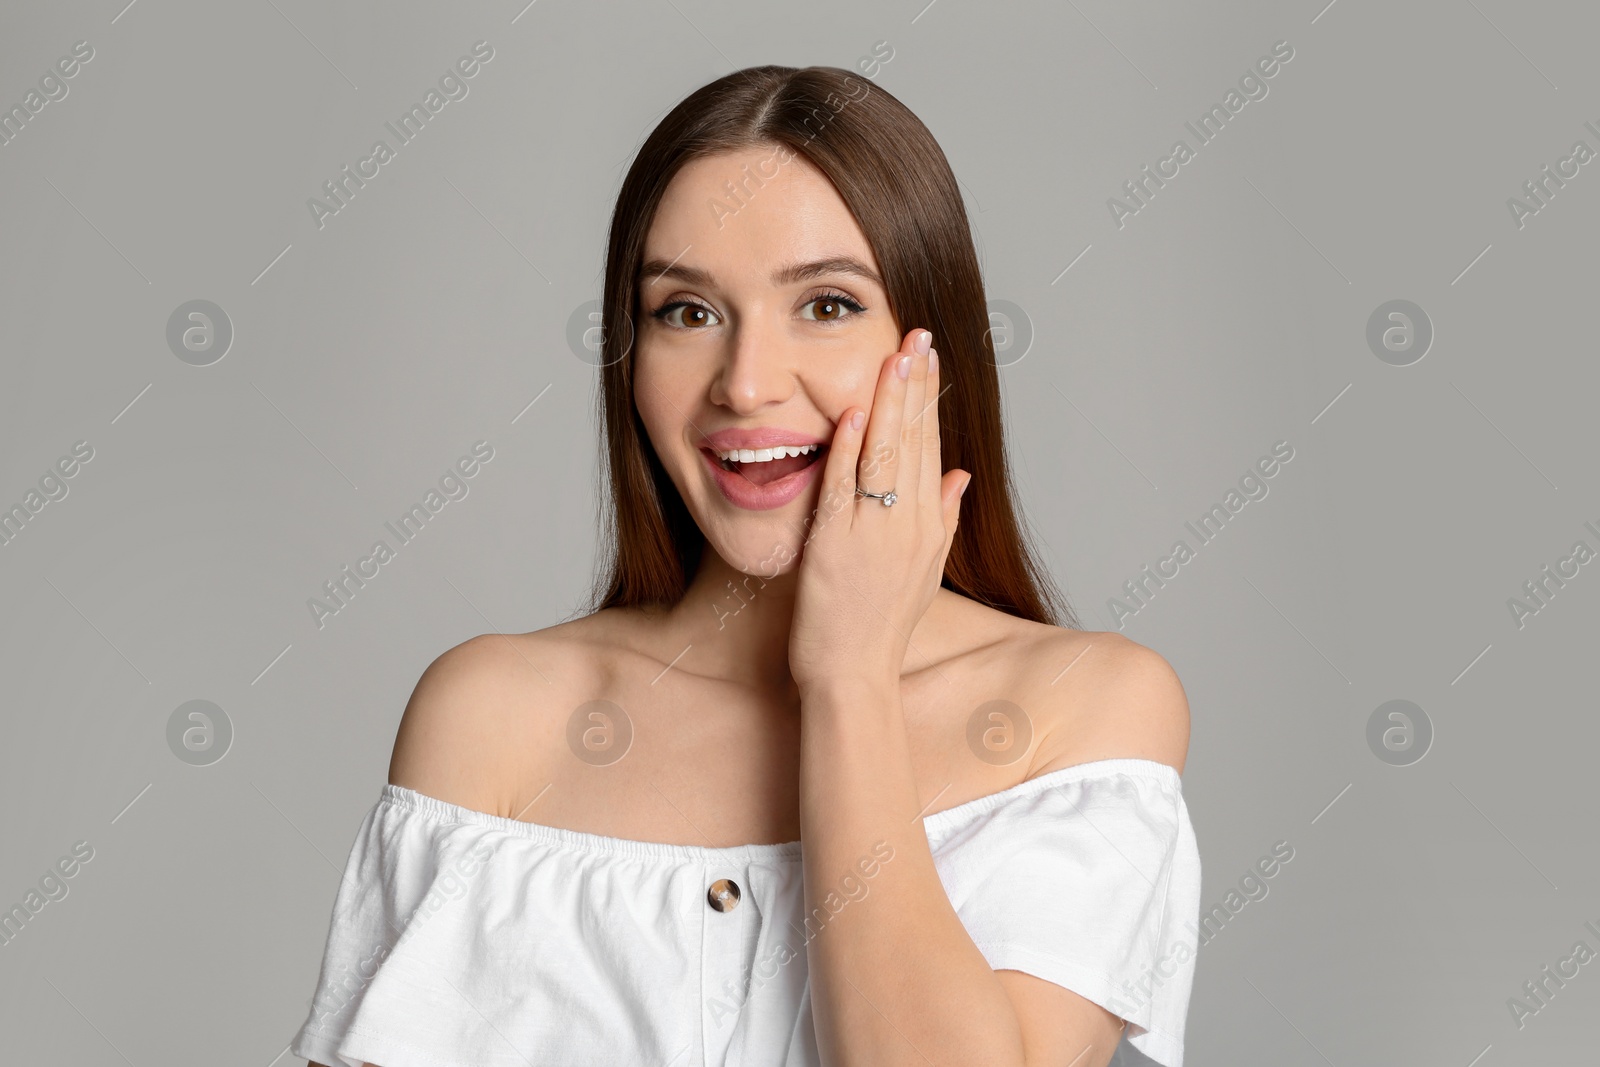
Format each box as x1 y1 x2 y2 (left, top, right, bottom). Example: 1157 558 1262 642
290 757 1200 1067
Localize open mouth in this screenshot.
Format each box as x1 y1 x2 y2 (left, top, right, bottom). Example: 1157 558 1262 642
706 444 825 487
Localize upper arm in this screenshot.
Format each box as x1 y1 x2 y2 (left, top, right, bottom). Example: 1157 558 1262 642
996 970 1126 1067
387 631 563 813
1031 630 1190 777
999 631 1191 1063
305 636 530 1067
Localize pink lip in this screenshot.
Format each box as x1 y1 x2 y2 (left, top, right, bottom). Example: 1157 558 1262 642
699 445 825 511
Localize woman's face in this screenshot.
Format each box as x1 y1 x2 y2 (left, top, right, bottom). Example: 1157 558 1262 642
633 144 903 577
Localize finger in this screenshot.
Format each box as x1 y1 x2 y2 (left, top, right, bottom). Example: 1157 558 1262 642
900 331 930 509
917 345 944 509
939 469 970 569
859 334 916 508
813 403 868 539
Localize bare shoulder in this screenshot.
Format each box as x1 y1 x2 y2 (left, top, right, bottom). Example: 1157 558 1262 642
1009 624 1190 778
386 613 617 815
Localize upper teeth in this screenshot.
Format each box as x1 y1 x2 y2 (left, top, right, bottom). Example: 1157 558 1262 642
715 443 820 463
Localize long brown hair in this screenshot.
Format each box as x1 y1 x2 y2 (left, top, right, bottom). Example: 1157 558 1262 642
586 64 1075 629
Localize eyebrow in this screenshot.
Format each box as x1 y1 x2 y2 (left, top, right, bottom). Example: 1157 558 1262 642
638 255 884 291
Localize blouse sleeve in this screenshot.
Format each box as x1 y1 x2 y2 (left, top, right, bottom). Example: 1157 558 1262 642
287 792 512 1067
927 760 1202 1067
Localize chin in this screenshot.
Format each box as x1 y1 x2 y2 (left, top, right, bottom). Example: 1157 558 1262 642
700 519 809 580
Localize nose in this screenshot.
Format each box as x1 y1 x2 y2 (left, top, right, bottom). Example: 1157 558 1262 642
707 315 797 416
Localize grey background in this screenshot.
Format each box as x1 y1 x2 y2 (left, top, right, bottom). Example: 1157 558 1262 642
1 0 1595 1063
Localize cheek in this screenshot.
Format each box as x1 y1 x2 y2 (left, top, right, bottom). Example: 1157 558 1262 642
812 359 883 422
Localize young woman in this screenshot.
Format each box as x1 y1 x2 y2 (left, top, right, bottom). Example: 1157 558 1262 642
292 64 1200 1067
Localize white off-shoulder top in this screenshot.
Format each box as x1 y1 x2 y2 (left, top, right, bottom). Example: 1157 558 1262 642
290 758 1201 1067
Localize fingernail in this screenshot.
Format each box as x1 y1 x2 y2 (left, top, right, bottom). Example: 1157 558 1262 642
851 410 865 430
928 348 938 374
897 355 911 379
915 330 932 355
959 475 972 498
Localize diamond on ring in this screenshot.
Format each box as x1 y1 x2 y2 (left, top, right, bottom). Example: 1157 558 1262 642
856 486 897 507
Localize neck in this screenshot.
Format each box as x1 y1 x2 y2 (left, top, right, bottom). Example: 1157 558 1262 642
663 544 962 695
666 547 803 695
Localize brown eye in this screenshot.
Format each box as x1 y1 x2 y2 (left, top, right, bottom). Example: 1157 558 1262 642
802 292 866 323
655 302 721 329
